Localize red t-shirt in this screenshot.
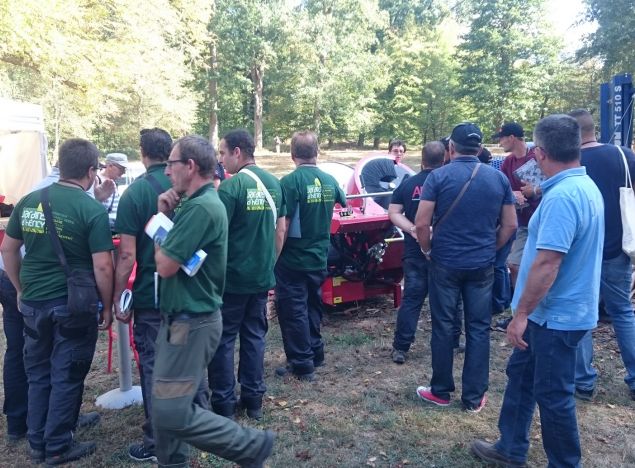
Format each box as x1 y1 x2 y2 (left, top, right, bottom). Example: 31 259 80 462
500 147 539 227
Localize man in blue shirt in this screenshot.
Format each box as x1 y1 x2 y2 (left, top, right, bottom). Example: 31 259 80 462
569 109 635 402
388 141 445 364
471 114 604 468
415 122 517 412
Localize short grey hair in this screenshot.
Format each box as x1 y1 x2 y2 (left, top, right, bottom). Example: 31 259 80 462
533 114 580 163
173 135 216 178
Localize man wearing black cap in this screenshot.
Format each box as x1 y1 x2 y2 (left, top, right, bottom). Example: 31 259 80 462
494 123 540 290
414 122 517 412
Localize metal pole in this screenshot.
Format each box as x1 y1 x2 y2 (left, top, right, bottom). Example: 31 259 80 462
116 320 132 392
345 191 393 200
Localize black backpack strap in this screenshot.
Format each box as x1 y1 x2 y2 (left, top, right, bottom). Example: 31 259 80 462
40 187 71 277
144 173 166 195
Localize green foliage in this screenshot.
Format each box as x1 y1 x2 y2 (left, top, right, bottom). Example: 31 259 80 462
455 0 566 138
0 0 620 154
578 0 635 75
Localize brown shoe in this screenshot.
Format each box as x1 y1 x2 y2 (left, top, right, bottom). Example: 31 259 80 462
470 439 526 467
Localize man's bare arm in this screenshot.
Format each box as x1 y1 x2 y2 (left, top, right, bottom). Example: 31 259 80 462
275 216 287 259
1 235 24 296
507 249 564 349
155 247 181 278
496 204 518 249
113 234 136 322
93 251 114 330
388 203 416 239
415 200 435 253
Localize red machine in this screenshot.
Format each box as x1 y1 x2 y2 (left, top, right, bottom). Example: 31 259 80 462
319 155 415 307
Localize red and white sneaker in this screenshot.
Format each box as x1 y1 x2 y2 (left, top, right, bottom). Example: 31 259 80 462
465 394 488 413
416 386 450 406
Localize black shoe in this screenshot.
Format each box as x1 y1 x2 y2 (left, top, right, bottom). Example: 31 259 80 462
391 348 406 364
45 440 96 466
241 430 275 468
295 372 315 382
574 388 594 401
29 447 45 464
494 317 512 332
275 365 290 377
470 439 526 467
77 412 100 429
128 442 157 462
6 431 26 444
238 399 263 421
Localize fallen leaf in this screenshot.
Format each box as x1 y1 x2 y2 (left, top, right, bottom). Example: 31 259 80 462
368 457 377 462
607 403 615 409
380 451 387 457
276 400 288 407
293 417 301 424
374 371 382 375
402 460 410 465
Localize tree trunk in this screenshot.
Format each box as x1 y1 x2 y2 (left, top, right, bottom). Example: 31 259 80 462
252 63 264 150
373 137 380 149
313 102 321 137
357 133 365 148
208 40 219 148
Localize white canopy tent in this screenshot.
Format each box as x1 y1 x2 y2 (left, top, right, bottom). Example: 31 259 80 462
0 98 49 204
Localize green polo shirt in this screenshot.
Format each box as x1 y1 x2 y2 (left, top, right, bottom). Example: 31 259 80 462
278 165 346 272
218 165 286 294
6 184 113 300
115 163 171 309
159 183 227 314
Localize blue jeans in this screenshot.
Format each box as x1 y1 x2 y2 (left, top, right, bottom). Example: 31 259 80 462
428 262 493 408
492 237 513 313
496 321 586 467
393 258 429 352
1 270 28 436
19 297 98 455
133 309 162 452
275 264 327 375
208 292 268 415
575 252 635 392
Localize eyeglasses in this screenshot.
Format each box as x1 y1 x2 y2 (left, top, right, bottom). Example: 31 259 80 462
166 159 189 167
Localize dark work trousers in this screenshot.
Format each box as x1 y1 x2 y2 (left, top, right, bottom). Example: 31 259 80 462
492 237 513 313
393 258 429 352
134 308 209 453
19 297 98 456
0 270 28 437
428 262 494 409
208 292 268 416
133 309 161 452
274 263 328 376
152 312 267 468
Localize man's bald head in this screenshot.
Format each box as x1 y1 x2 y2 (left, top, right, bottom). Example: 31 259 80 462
568 109 596 138
422 141 445 169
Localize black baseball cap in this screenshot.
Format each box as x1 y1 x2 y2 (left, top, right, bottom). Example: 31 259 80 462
493 122 524 138
450 122 483 150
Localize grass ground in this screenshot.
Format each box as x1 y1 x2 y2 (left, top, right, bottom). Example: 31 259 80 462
1 151 634 467
1 300 634 467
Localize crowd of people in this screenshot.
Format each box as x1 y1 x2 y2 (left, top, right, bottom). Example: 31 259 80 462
0 110 634 468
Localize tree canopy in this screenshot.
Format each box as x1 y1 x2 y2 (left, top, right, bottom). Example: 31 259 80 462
0 0 626 156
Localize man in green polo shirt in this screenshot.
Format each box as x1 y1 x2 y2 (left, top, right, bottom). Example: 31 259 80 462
152 135 274 468
275 131 346 381
113 127 172 463
207 129 286 421
1 138 114 465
